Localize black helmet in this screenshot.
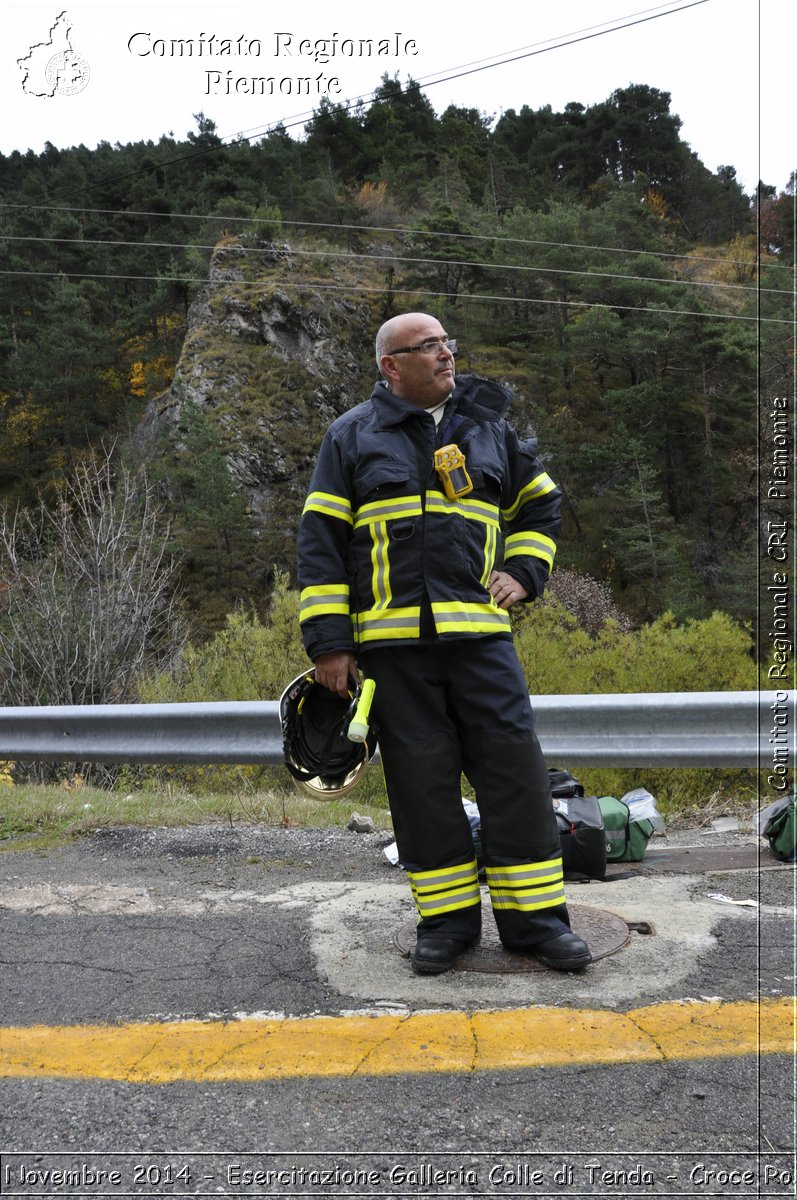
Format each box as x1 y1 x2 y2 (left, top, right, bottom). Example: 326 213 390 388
280 671 377 799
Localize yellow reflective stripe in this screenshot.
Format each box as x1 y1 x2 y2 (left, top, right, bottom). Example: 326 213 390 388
481 524 498 588
354 607 421 644
488 887 567 912
369 521 392 609
410 861 480 886
408 861 481 918
504 531 557 570
431 601 511 635
486 860 564 884
411 883 482 917
299 584 350 622
302 491 353 525
354 495 422 527
501 473 557 522
485 859 566 913
425 490 500 527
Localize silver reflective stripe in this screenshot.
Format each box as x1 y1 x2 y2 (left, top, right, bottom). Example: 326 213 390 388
299 589 349 617
408 861 481 917
370 522 390 608
354 496 422 525
488 885 567 909
412 884 482 915
481 525 497 587
486 863 563 885
505 533 555 559
434 610 509 628
303 492 353 522
425 492 500 527
485 859 566 911
502 473 556 521
410 864 480 888
358 616 417 633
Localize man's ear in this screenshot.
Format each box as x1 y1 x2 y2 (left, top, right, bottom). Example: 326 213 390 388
379 354 400 388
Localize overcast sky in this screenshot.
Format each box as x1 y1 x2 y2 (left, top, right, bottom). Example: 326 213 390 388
3 0 794 195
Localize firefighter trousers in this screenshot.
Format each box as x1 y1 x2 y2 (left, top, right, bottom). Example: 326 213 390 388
360 636 572 948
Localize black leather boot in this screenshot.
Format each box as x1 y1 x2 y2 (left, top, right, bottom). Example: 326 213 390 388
412 933 477 975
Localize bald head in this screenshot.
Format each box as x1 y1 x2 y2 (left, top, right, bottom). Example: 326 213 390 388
375 312 439 368
374 312 456 408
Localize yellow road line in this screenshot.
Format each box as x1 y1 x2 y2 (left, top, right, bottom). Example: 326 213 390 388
0 999 793 1084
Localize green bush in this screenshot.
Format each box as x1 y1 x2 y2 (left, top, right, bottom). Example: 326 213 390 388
513 598 757 815
140 572 307 704
513 599 755 695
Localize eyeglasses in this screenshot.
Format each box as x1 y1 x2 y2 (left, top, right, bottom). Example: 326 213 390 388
387 337 457 357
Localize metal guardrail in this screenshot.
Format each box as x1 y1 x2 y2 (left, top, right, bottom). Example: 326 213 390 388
0 691 786 768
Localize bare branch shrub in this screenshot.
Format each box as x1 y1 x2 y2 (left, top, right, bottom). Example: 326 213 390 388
0 452 185 778
546 567 634 635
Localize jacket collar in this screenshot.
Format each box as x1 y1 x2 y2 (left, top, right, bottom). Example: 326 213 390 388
369 374 511 430
454 373 512 419
369 380 445 430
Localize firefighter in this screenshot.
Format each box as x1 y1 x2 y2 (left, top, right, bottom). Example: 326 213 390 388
297 312 591 975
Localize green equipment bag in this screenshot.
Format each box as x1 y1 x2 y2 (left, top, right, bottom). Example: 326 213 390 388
762 793 797 863
598 795 655 862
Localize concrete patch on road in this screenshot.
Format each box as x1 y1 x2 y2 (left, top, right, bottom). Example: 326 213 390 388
276 877 767 1009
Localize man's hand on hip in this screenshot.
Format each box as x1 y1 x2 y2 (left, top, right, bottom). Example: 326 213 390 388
488 570 529 609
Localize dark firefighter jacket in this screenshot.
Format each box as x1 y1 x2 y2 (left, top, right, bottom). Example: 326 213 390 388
297 373 562 660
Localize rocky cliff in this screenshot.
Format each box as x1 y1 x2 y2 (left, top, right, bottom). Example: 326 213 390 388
141 239 383 611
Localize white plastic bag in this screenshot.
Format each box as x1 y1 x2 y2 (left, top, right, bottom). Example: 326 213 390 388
620 786 666 833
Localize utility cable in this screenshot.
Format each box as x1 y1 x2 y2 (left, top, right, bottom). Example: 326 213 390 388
203 2 711 151
0 202 779 273
0 268 789 325
3 1 714 216
0 234 782 297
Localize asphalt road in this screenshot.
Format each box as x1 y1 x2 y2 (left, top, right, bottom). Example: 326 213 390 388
0 822 794 1197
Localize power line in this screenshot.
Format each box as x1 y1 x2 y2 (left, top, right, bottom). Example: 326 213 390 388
0 268 789 325
1 233 783 297
395 2 713 95
209 2 711 149
2 1 717 218
0 202 779 273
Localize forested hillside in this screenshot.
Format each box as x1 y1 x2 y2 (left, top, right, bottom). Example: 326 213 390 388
0 77 793 646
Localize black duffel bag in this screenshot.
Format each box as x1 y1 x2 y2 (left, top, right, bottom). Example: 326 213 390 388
467 769 606 881
549 768 607 881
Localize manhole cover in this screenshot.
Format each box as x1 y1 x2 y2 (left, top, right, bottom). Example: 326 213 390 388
394 902 634 973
